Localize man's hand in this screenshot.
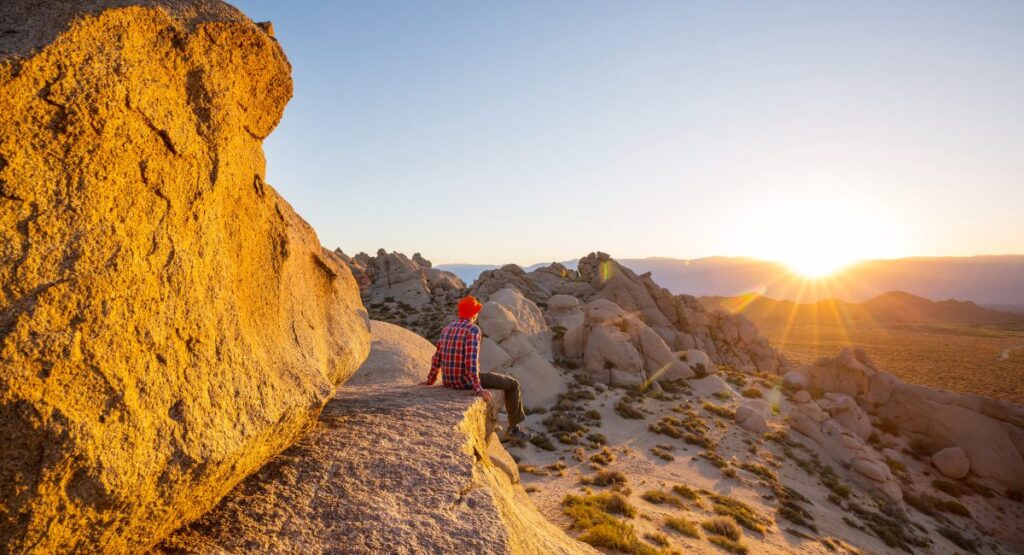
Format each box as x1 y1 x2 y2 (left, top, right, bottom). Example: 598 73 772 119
419 380 434 386
478 389 493 402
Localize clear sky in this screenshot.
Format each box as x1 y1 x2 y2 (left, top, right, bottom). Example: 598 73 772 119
232 0 1024 267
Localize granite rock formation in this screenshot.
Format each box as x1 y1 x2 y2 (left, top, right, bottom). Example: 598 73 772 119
0 2 369 551
155 385 592 554
338 248 464 341
792 348 1024 491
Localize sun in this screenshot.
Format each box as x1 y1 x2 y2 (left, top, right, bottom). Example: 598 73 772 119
738 196 906 281
784 254 852 278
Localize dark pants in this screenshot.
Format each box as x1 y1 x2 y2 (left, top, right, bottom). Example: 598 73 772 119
480 372 526 426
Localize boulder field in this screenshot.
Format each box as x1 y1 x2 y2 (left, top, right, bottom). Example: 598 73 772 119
0 1 369 552
351 248 1024 552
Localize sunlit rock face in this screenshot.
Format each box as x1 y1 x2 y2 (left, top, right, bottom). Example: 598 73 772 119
0 1 370 551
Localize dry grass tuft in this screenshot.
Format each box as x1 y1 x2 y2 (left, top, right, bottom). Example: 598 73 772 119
665 515 700 538
701 516 742 541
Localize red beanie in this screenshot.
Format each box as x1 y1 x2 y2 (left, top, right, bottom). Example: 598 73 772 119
458 295 483 320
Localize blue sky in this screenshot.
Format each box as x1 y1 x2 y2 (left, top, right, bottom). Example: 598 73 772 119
232 1 1024 267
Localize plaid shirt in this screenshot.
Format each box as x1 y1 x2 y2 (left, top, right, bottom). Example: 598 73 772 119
426 318 482 392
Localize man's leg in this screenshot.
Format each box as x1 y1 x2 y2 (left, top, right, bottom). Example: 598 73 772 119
479 372 527 426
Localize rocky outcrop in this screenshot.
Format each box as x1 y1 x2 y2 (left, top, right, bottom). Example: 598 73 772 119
558 299 692 386
0 2 369 552
339 248 465 309
347 320 435 386
792 348 1024 491
787 392 903 502
478 288 566 407
472 253 787 375
155 384 592 554
339 249 464 340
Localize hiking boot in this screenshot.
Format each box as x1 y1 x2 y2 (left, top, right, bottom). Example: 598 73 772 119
506 424 533 442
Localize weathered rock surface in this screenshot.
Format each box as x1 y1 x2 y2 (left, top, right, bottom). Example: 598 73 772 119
155 385 591 554
932 446 971 480
340 248 465 309
787 394 902 502
348 320 434 386
478 288 565 407
339 249 464 341
473 253 787 374
805 348 1024 490
553 298 693 386
735 403 769 434
0 2 369 552
819 393 873 440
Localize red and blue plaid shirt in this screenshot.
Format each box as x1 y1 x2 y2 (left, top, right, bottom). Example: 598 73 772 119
426 318 482 392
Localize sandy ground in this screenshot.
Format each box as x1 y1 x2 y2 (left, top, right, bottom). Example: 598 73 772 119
505 369 1024 554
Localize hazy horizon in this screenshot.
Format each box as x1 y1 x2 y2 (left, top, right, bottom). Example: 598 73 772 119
424 251 1024 268
233 0 1024 268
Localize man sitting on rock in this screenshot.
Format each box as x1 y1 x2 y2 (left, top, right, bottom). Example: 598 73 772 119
421 295 532 441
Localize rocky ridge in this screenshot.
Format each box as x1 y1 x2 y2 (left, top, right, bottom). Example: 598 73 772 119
338 248 465 341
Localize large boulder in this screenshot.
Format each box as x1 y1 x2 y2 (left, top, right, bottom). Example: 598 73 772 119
800 348 876 397
574 299 692 386
735 404 769 434
477 289 565 407
807 349 1024 491
819 393 873 441
348 321 435 386
878 383 1024 488
0 2 369 552
932 447 970 480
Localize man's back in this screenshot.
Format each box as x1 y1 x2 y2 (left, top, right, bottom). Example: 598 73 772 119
428 318 481 391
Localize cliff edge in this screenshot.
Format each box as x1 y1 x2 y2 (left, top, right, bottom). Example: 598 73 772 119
156 384 593 554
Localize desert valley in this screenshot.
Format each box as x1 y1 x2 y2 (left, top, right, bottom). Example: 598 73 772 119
2 1 1023 555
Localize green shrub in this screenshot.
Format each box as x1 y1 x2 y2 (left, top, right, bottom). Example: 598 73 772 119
846 501 928 551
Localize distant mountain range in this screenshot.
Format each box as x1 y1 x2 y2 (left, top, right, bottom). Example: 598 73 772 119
704 290 1024 328
437 255 1024 306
